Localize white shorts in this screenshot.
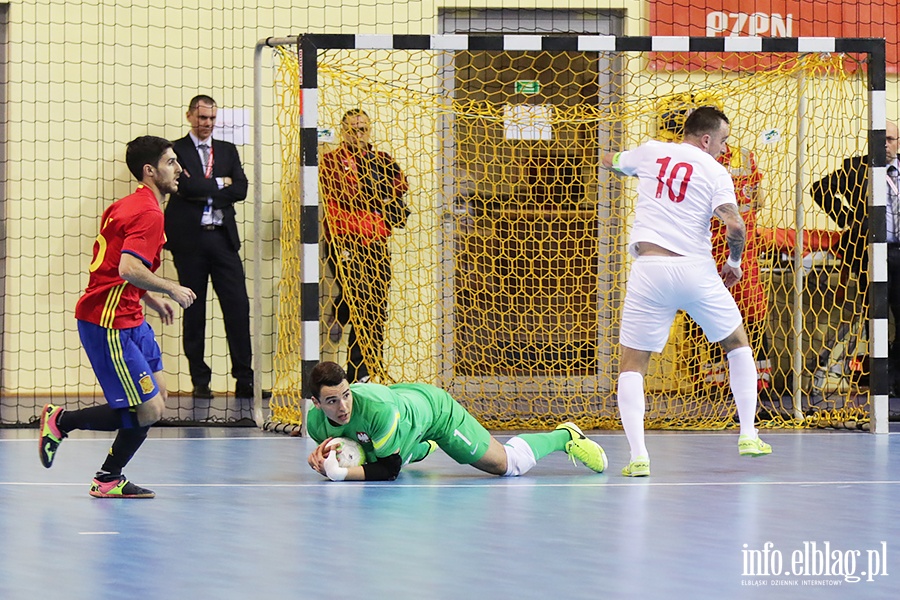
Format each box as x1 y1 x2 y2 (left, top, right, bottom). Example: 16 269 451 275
619 255 743 353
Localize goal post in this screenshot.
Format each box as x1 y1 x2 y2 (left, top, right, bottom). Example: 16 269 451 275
255 34 889 434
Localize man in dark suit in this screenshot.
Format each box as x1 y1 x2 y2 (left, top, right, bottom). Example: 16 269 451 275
810 156 869 294
810 121 900 390
165 95 265 400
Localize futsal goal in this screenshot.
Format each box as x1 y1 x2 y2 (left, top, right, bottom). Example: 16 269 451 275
255 35 889 433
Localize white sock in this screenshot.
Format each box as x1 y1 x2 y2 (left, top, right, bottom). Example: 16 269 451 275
502 436 537 477
617 371 648 461
727 345 759 437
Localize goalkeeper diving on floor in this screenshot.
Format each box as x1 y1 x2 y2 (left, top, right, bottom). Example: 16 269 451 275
305 361 608 481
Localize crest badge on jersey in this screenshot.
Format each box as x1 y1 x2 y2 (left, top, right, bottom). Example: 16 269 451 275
356 432 371 444
139 373 155 395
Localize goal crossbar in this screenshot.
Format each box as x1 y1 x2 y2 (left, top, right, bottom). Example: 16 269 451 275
253 34 888 433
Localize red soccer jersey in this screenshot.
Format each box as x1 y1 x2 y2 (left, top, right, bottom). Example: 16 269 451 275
75 185 165 329
711 145 767 321
320 143 409 242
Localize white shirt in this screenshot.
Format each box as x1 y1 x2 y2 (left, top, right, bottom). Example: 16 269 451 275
886 158 900 243
188 132 225 226
613 139 738 258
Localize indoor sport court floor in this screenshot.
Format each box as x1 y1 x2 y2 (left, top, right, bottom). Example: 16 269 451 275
1 425 898 600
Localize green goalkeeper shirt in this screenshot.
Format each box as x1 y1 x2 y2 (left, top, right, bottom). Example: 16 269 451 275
307 382 457 465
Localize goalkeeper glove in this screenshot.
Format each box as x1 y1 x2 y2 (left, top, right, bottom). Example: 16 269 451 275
323 448 349 481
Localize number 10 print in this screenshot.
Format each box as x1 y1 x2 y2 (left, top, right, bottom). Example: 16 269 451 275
655 157 694 203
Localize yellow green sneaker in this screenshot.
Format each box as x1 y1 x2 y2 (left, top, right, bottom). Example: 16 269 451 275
738 433 772 457
38 404 66 468
89 474 155 499
555 422 607 472
621 456 651 477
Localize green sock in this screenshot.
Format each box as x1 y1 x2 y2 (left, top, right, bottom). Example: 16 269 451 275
516 429 570 461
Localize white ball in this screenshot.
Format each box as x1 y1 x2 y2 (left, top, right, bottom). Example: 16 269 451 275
326 437 366 467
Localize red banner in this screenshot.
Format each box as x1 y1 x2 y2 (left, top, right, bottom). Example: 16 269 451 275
650 0 899 73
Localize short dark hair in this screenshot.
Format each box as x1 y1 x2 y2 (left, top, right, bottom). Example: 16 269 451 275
188 94 217 112
341 108 369 124
310 361 348 399
125 136 173 182
683 106 729 138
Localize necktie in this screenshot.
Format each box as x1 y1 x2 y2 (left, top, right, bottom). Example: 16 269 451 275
198 143 215 226
199 143 211 177
889 165 900 241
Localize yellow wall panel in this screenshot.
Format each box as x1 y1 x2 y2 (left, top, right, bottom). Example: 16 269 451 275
0 0 894 413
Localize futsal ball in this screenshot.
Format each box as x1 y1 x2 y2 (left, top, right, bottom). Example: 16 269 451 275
326 437 366 467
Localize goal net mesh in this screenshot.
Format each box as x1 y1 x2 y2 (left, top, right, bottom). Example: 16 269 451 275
271 44 870 431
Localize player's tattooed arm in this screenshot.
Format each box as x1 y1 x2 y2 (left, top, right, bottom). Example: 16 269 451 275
714 202 746 264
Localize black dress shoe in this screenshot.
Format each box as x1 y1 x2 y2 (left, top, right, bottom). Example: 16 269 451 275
192 384 214 400
235 385 272 400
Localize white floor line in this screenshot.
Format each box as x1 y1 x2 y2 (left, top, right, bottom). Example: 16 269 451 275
2 430 894 443
3 479 900 489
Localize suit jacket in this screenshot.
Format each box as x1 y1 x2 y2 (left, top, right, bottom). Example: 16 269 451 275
810 155 868 271
165 135 249 254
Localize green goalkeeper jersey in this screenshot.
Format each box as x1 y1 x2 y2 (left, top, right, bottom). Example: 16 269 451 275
307 382 461 465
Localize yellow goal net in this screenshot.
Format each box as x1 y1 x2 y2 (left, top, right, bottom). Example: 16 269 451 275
269 38 876 432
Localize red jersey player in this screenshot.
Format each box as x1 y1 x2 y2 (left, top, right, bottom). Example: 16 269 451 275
38 136 195 498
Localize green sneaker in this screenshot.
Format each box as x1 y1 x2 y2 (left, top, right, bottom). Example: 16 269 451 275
38 404 66 468
621 457 651 477
555 422 607 472
89 475 155 499
738 433 772 457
